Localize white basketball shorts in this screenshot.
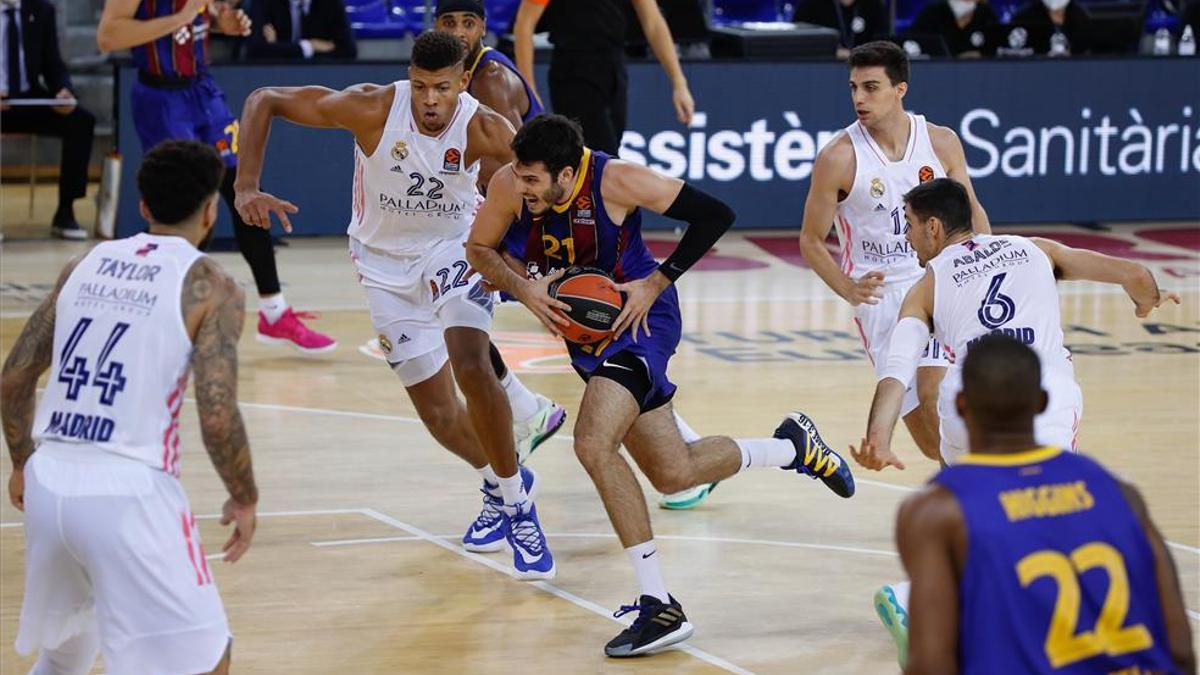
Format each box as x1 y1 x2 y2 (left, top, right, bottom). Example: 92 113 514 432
853 280 950 415
16 444 230 675
350 234 497 384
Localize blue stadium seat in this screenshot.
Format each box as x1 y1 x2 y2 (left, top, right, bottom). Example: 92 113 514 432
711 0 786 25
485 0 521 34
394 0 433 33
347 0 409 39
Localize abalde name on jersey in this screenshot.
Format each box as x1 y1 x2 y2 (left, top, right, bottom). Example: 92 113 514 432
950 239 1030 285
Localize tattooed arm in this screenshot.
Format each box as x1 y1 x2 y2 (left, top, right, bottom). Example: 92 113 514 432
2 257 81 509
184 257 258 562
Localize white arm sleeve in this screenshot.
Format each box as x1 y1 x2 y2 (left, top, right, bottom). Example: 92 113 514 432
879 316 931 388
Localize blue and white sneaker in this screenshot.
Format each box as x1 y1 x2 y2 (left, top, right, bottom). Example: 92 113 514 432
874 582 910 668
462 466 539 553
515 396 567 464
503 501 556 580
775 412 856 498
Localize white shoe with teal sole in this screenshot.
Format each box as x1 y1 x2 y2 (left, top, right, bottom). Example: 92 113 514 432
874 583 910 669
514 396 567 464
657 482 719 510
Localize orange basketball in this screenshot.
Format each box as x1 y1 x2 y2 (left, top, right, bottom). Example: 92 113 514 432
548 267 624 344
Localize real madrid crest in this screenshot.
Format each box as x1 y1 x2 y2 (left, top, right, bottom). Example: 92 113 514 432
870 178 886 199
378 334 393 354
391 140 408 161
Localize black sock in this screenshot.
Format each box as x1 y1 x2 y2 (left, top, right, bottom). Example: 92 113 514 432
220 171 281 296
489 342 508 380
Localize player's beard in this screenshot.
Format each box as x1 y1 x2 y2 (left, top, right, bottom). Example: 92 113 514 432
544 182 566 209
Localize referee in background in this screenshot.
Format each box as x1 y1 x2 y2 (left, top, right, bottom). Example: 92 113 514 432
512 0 695 155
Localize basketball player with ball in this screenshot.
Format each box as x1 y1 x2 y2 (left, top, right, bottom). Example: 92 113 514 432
467 114 857 658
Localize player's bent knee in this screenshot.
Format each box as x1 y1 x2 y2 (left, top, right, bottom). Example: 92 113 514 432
390 348 449 387
449 357 494 394
573 436 617 468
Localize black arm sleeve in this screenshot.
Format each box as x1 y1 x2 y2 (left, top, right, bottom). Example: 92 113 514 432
657 183 736 282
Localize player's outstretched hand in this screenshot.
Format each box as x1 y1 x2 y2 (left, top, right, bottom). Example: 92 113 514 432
8 467 24 511
847 271 885 306
610 272 670 343
1135 290 1181 318
849 437 906 471
516 268 571 337
1127 268 1181 318
220 498 257 563
235 188 298 233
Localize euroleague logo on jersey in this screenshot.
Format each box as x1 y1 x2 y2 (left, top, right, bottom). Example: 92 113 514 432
918 165 936 183
574 194 593 217
443 148 461 172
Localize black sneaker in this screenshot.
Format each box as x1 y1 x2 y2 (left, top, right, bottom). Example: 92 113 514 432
51 208 87 241
604 594 694 657
775 412 856 498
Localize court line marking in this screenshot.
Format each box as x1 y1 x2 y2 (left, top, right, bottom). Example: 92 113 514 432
356 507 756 675
3 506 1197 628
4 407 1199 560
311 535 422 547
54 398 1200 559
1 507 368 528
1 281 1179 320
311 531 899 558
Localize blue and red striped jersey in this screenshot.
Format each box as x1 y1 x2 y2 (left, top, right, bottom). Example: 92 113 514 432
131 0 210 78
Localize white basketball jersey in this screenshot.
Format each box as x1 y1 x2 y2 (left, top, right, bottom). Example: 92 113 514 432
834 113 945 287
928 234 1074 379
347 81 482 255
33 233 204 475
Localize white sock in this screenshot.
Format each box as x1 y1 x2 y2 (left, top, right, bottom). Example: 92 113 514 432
736 438 797 470
673 411 701 443
893 580 911 613
260 293 288 324
501 370 542 423
496 470 528 507
626 540 669 604
476 464 499 487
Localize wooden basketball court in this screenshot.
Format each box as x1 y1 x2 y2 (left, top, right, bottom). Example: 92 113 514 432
1 221 1197 673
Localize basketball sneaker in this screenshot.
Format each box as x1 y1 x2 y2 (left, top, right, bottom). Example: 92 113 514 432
256 309 337 354
514 396 567 464
874 582 910 668
502 500 555 580
605 595 694 657
462 466 538 553
775 412 856 498
657 482 719 510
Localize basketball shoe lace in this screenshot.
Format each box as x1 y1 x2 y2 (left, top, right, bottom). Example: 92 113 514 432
798 433 843 479
473 490 504 530
508 507 545 555
613 601 651 631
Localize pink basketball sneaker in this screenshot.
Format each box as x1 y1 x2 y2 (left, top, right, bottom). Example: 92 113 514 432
256 309 337 354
